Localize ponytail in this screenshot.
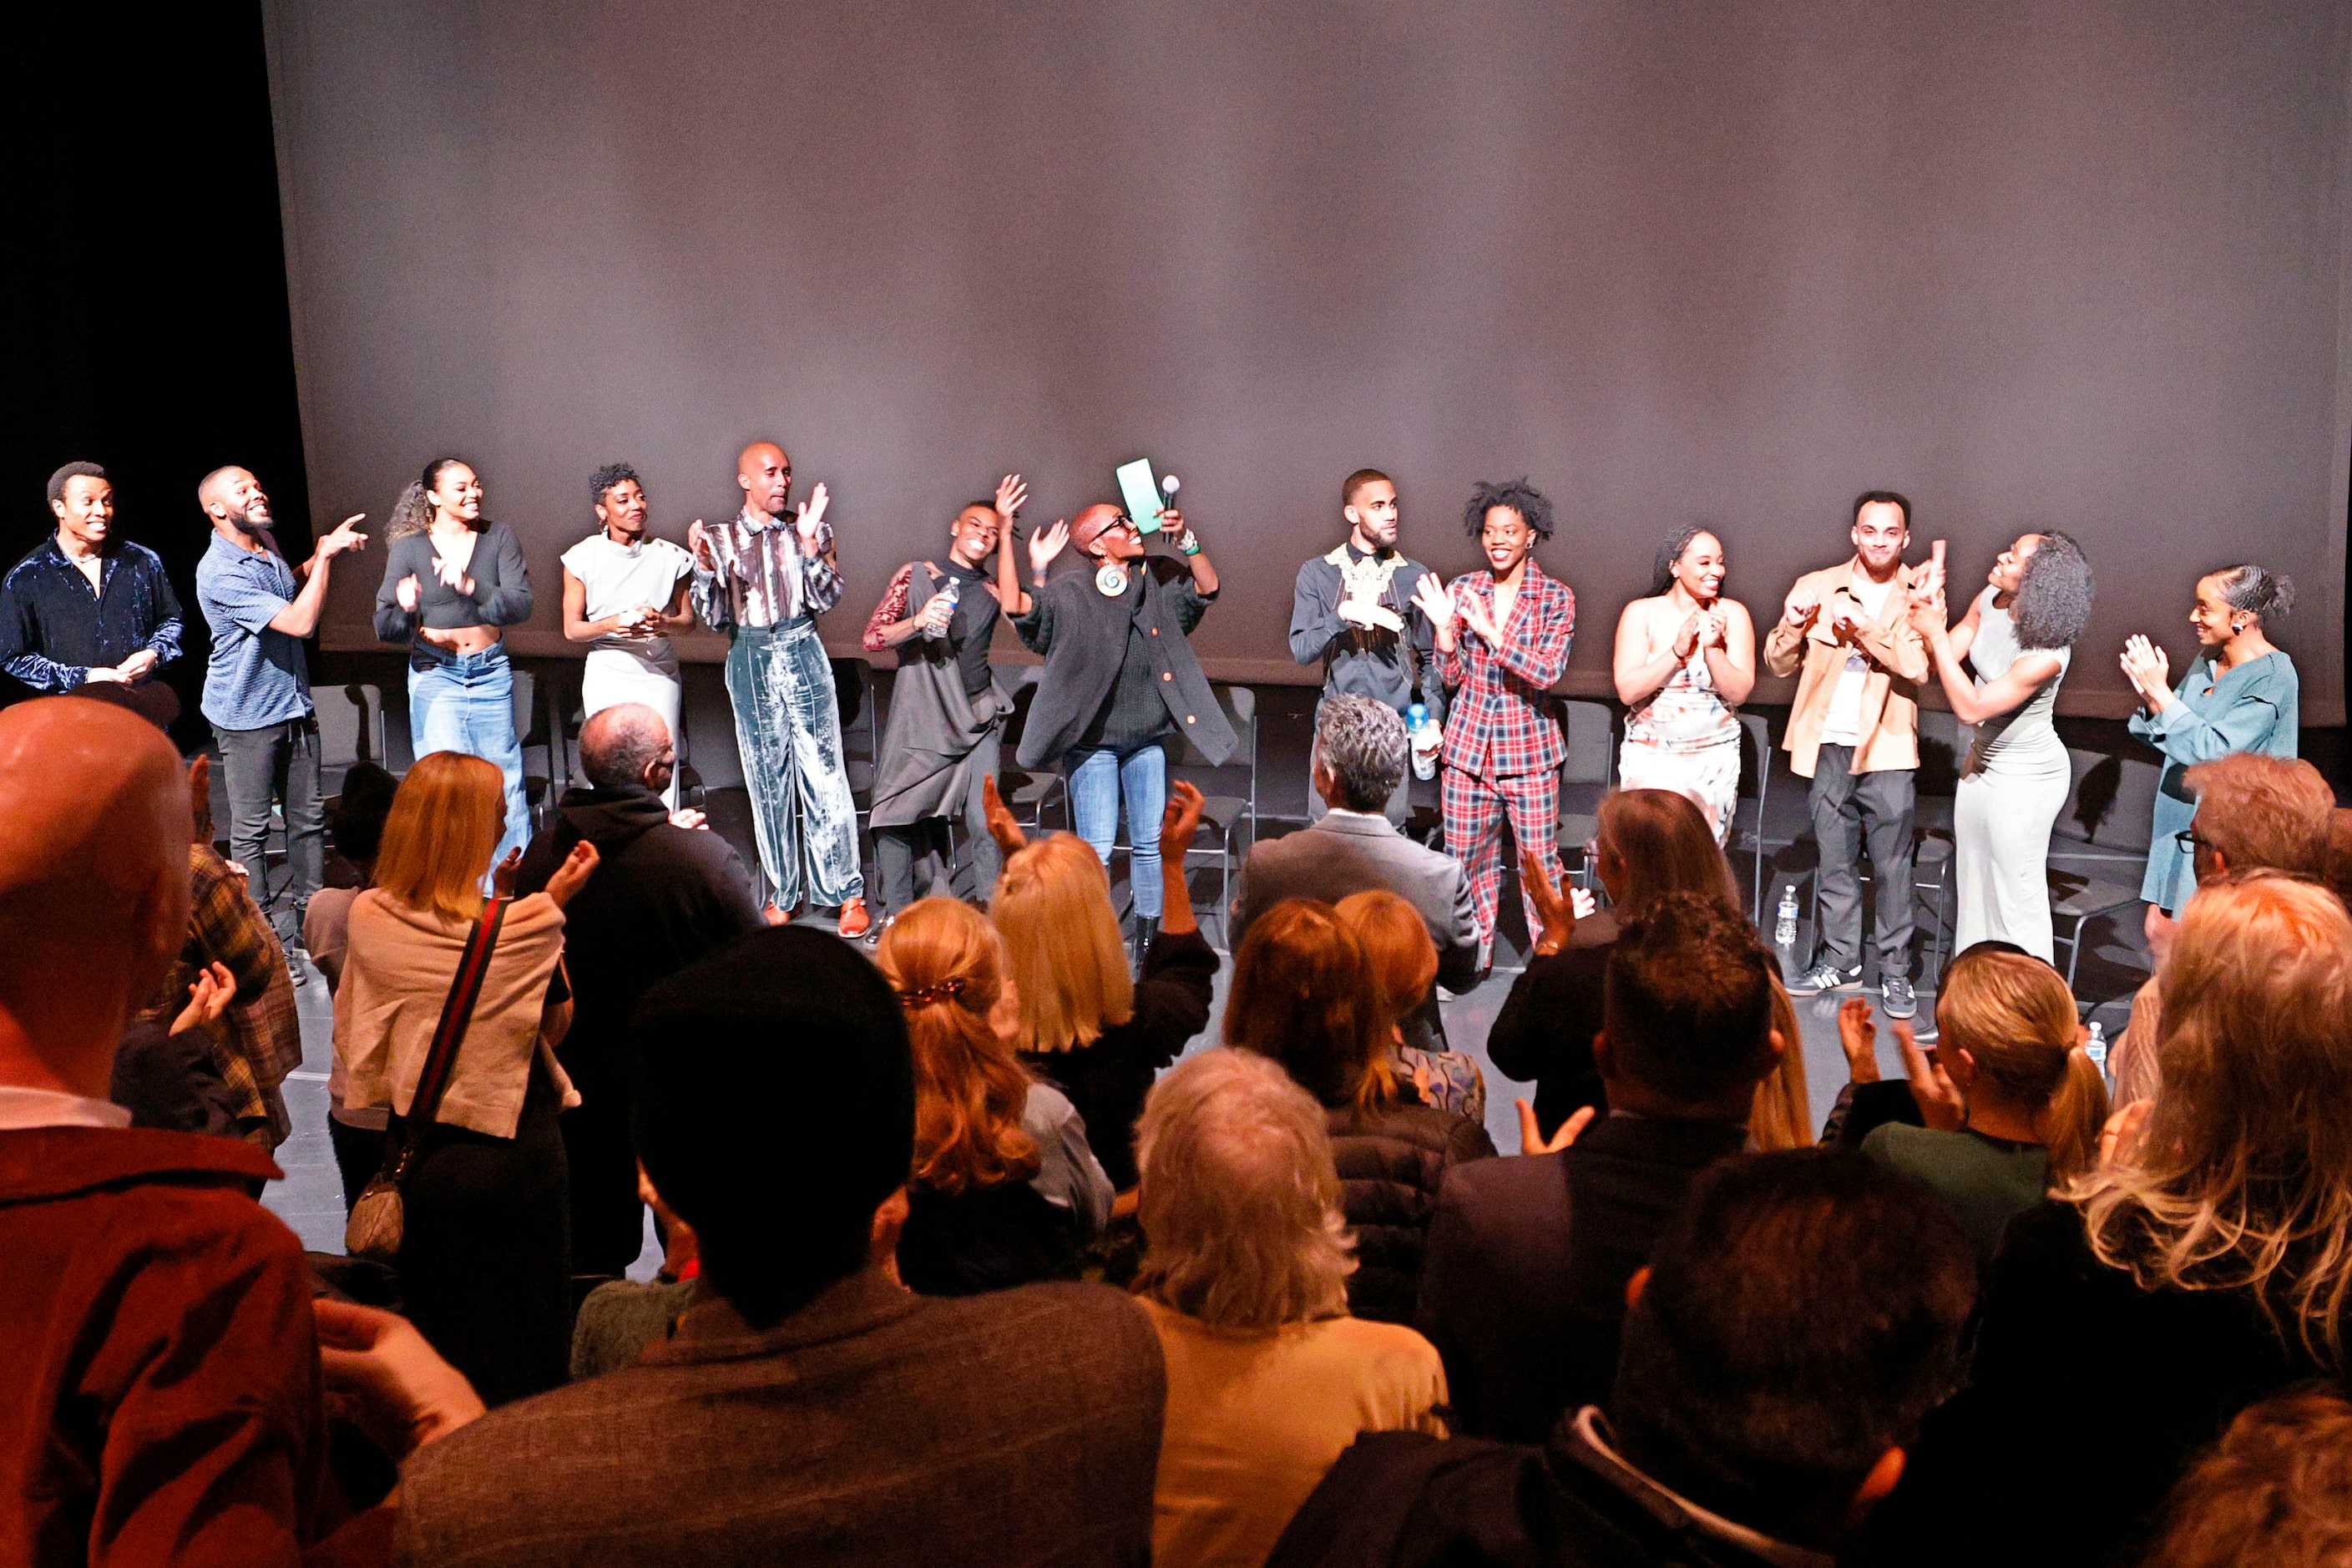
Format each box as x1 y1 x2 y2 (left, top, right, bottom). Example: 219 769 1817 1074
2041 1044 2112 1188
386 480 432 540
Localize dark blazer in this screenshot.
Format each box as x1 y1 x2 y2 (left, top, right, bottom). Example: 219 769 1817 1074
1232 812 1484 994
1330 1100 1497 1325
1417 1113 1749 1442
1010 557 1234 768
1483 913 1620 1138
1859 1200 2331 1568
396 1268 1167 1567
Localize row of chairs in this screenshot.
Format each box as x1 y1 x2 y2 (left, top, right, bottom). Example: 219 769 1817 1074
1552 700 2156 992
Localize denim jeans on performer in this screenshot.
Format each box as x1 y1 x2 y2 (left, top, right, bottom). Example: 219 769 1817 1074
723 618 863 910
1069 742 1167 919
409 644 530 865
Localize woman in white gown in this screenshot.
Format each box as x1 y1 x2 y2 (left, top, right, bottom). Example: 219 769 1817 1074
1908 532 2094 961
561 463 697 805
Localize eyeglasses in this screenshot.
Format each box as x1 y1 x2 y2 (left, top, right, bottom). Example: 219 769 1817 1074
2175 830 2213 852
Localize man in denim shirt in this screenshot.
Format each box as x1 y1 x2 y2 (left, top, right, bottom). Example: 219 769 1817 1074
0 463 183 719
193 464 368 954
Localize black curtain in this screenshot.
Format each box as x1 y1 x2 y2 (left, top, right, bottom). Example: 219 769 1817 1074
2 3 309 751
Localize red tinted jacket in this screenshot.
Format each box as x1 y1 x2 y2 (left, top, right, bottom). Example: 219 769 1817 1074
0 1126 325 1566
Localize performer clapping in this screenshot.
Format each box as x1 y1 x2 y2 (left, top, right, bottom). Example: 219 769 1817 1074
862 476 1027 932
561 463 695 807
1907 532 2094 962
1412 478 1576 967
1611 524 1754 842
1001 494 1232 955
687 441 867 936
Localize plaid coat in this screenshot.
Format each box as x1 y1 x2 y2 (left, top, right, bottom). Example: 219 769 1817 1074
1438 563 1576 781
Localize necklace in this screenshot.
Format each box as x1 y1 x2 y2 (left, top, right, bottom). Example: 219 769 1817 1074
1095 563 1129 597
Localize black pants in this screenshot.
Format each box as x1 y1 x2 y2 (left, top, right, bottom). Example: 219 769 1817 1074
1808 744 1916 979
328 1114 388 1214
389 1089 571 1409
213 716 325 946
559 1050 645 1279
874 728 1004 918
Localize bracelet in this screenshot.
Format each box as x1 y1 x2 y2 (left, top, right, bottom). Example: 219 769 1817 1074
1177 531 1201 556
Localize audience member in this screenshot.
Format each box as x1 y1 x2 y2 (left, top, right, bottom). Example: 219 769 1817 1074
2142 1387 2352 1568
1419 893 1782 1441
1338 888 1486 1120
1487 787 1742 1136
1833 945 2107 1259
336 751 599 1407
1227 898 1495 1323
1233 694 1482 994
0 699 334 1559
1270 1151 1977 1568
986 776 1217 1191
513 702 765 1277
1135 1049 1448 1568
880 896 1114 1294
2328 807 2352 908
306 761 398 1206
392 924 1167 1566
1746 975 1814 1151
2108 751 2334 1106
109 960 242 1138
1868 873 2352 1567
571 1161 701 1379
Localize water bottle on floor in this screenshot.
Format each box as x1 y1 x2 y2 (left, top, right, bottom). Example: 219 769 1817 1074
2084 1021 2108 1088
1774 886 1799 954
1406 703 1441 780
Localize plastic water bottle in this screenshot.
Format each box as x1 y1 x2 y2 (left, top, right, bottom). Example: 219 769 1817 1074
2084 1021 2108 1085
1773 887 1799 953
926 575 959 640
1406 703 1441 780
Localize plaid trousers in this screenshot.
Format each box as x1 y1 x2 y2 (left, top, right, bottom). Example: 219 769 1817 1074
1443 763 1562 963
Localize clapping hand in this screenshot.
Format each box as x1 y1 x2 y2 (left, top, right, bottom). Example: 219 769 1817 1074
1520 848 1579 956
544 841 600 908
1028 519 1070 577
1836 996 1882 1085
1894 1020 1968 1131
1409 574 1456 635
492 847 523 898
395 574 422 613
2100 1098 2154 1169
795 482 830 549
169 961 237 1037
1907 587 1949 641
685 520 717 570
1161 779 1206 861
2120 635 2170 704
1672 610 1705 660
431 553 475 598
1456 593 1501 648
982 775 1028 856
1516 1100 1596 1156
1782 585 1821 630
994 473 1027 519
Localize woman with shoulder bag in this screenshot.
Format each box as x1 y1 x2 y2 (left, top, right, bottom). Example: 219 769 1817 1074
336 751 599 1406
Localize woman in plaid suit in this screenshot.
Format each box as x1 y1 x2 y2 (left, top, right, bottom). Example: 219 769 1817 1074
1412 478 1576 966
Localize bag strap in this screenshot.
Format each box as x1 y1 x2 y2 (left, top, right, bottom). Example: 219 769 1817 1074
403 896 511 1131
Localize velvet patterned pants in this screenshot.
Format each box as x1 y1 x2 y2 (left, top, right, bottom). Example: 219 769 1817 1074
723 619 863 909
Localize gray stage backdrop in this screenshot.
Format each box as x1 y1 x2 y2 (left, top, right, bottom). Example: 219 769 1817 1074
262 0 2351 720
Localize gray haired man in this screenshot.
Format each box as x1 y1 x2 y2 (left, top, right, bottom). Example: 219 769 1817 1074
1233 695 1482 990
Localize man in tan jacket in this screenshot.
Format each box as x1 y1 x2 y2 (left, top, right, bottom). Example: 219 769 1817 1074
1763 492 1929 1017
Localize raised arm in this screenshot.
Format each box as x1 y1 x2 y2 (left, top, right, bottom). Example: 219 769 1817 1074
1495 581 1574 689
1909 591 2058 725
1850 585 1930 684
862 564 951 652
685 520 736 635
1614 599 1692 706
1704 600 1758 706
266 516 367 640
1763 579 1820 678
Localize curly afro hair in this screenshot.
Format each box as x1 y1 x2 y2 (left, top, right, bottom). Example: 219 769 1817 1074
1462 478 1555 540
2011 530 2095 651
590 463 643 508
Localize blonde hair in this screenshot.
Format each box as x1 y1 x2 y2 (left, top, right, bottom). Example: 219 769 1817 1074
373 751 504 922
991 833 1134 1053
1134 1049 1356 1330
1335 888 1437 1029
1748 975 1814 1151
2075 873 2352 1365
1940 947 2108 1185
1226 899 1397 1111
1599 788 1742 918
876 898 1039 1195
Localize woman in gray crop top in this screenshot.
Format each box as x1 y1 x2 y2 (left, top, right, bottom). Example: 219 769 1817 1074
1907 532 2095 963
374 457 537 862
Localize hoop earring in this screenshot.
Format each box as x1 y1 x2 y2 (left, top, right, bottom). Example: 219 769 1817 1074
2231 619 2247 635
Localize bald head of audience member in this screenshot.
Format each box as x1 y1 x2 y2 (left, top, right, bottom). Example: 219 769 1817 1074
579 703 675 796
0 698 191 1096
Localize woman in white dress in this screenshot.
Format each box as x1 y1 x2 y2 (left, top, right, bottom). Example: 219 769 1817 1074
1907 531 2095 961
561 463 697 805
1612 524 1755 842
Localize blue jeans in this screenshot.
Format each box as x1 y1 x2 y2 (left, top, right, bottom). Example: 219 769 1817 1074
1068 743 1167 919
409 645 530 865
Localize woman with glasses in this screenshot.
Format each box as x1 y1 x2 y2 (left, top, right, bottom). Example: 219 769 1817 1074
1000 493 1230 957
2119 564 2300 915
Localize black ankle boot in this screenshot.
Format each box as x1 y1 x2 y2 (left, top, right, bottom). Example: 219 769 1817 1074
1131 914 1161 967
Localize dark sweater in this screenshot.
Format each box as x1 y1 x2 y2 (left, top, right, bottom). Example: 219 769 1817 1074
1485 917 1617 1137
1328 1099 1496 1325
372 521 534 643
1859 1199 2333 1568
1019 927 1217 1191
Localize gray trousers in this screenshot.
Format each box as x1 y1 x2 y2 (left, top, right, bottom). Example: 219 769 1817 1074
1809 743 1915 979
724 619 863 909
876 727 1004 916
213 716 325 946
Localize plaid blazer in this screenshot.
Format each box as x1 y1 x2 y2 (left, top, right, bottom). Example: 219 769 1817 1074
1438 562 1576 781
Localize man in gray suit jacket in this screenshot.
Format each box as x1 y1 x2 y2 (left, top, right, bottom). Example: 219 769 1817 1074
1233 695 1482 992
392 926 1166 1567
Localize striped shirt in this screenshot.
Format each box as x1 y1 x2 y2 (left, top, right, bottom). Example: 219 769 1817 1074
688 506 842 633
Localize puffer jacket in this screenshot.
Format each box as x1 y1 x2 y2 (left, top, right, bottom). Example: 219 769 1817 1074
1328 1101 1496 1324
